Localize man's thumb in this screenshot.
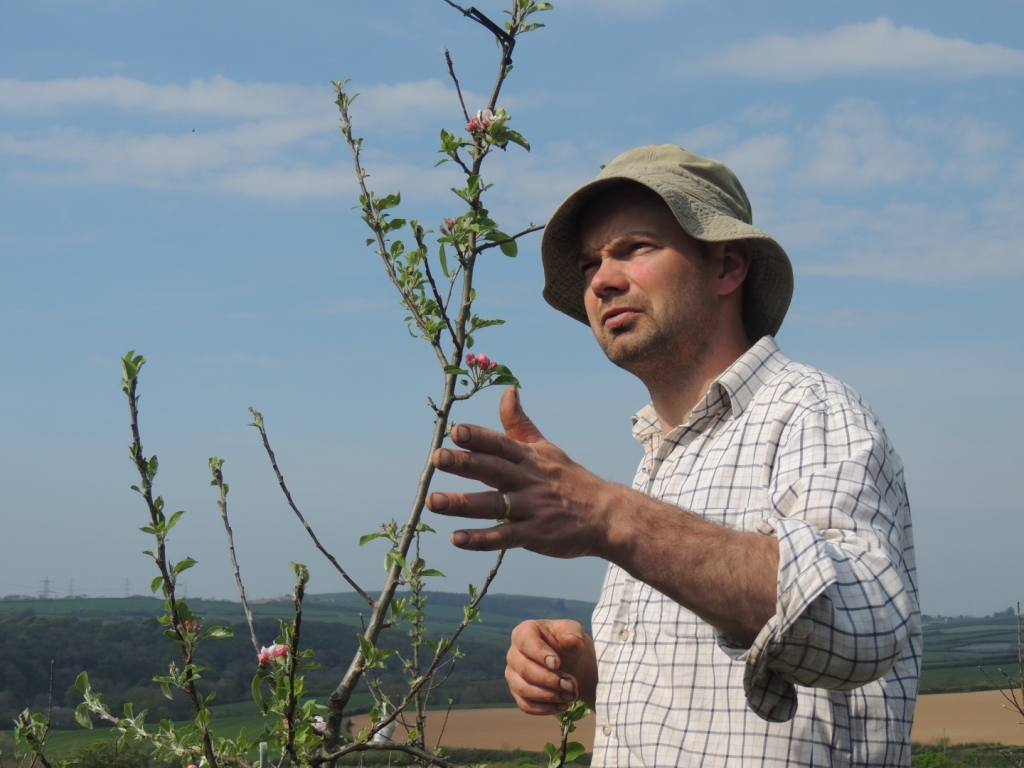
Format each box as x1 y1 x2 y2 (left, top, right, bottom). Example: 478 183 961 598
500 387 545 444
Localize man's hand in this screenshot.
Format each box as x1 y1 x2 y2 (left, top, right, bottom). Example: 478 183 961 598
428 387 779 646
506 620 597 714
426 387 619 557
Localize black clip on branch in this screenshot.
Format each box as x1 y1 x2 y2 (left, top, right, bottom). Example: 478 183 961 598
443 1 516 64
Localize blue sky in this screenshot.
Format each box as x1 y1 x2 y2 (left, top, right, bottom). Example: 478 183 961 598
1 0 1022 616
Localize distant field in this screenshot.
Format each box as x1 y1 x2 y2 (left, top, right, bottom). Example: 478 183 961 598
920 614 1022 693
0 591 596 640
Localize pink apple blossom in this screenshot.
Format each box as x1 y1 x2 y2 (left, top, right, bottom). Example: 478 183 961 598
465 353 476 366
258 643 288 666
475 354 490 369
313 715 327 734
466 109 494 132
488 361 498 371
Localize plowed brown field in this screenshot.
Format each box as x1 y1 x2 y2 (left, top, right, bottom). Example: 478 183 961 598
350 708 596 751
352 690 1024 751
913 689 1024 745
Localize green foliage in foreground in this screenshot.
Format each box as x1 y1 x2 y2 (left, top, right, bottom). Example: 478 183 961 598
912 742 1024 767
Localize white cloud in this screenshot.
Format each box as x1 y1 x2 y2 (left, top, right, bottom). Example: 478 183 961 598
905 114 1011 184
800 99 933 189
0 75 329 119
0 75 467 126
775 197 1024 282
0 75 477 199
693 17 1024 80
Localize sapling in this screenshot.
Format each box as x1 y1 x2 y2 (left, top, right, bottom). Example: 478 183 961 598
11 3 592 767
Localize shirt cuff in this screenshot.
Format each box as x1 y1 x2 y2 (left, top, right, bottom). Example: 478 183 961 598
715 516 837 722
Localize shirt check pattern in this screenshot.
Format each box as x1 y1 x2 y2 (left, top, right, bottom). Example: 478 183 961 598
591 337 920 768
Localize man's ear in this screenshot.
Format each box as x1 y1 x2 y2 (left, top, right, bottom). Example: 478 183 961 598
717 239 750 297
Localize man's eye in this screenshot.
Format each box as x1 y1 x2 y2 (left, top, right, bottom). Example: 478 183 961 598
578 260 598 275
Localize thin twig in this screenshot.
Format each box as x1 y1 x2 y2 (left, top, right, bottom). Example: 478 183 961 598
315 740 454 768
336 92 449 368
414 225 457 345
122 357 218 768
434 698 455 752
476 223 546 253
443 263 462 313
249 409 374 607
284 575 306 763
211 459 260 655
360 551 505 744
444 49 470 124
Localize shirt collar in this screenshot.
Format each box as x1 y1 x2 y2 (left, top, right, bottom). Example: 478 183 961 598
631 336 790 444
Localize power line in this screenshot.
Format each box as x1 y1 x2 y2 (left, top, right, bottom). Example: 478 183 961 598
39 576 52 600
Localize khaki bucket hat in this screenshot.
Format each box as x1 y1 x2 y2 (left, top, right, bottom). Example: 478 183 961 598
540 144 794 342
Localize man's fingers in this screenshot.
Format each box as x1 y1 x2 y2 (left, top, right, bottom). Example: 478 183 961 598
431 447 521 488
450 422 527 463
505 668 576 708
426 490 507 520
500 388 546 444
449 522 520 551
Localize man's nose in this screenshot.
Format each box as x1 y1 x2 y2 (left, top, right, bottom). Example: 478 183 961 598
589 258 629 297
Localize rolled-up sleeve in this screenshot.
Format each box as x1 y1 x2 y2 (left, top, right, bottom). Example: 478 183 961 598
716 400 917 723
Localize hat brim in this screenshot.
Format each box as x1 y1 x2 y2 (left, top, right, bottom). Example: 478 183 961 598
540 174 794 342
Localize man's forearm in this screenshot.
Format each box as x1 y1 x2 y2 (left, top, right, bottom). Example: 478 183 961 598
597 483 779 647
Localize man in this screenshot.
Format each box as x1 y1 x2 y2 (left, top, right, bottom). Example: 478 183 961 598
425 145 920 766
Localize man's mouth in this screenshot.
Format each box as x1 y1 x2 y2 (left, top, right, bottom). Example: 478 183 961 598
601 307 641 329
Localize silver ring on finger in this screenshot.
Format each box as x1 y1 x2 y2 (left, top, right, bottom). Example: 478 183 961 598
501 491 512 518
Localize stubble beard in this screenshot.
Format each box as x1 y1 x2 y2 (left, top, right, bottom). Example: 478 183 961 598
596 292 717 393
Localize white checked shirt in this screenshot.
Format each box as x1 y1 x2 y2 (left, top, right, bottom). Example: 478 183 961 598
591 337 920 768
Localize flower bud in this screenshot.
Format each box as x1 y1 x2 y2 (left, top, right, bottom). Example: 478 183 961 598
475 354 490 369
465 353 476 366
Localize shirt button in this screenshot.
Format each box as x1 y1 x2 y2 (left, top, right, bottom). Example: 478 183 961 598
602 724 612 736
619 628 629 641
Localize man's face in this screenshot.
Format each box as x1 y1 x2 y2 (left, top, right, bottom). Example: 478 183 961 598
576 184 717 379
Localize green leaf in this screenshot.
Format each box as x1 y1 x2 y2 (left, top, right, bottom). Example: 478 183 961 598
500 239 519 257
376 193 401 210
438 243 450 277
150 576 165 594
443 365 468 375
75 671 89 693
420 569 445 578
564 742 587 762
166 509 185 531
75 703 94 730
251 674 268 714
357 633 374 660
203 625 234 640
415 522 436 533
385 549 407 569
154 676 174 700
173 557 197 576
291 561 310 585
359 532 384 546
